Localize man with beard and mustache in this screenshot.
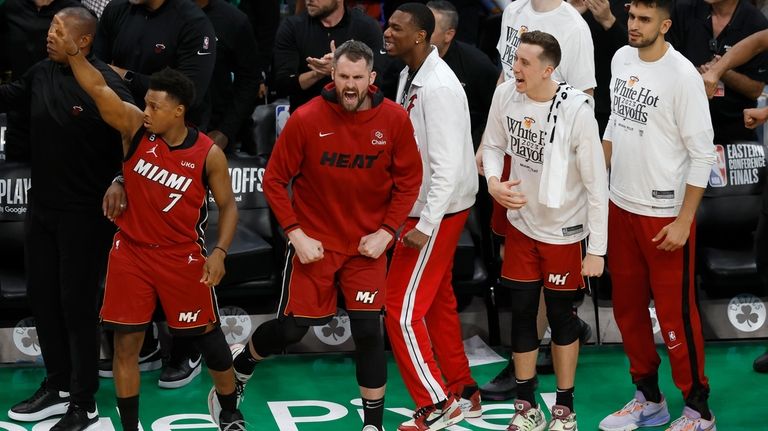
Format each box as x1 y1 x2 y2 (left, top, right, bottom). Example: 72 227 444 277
273 0 390 112
229 40 422 431
599 0 717 430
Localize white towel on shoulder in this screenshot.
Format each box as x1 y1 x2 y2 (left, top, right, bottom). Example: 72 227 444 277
538 83 594 208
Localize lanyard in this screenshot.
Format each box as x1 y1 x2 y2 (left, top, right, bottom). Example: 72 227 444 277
400 68 420 108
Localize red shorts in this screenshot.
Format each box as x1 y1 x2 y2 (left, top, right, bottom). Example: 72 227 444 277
491 155 512 236
501 225 585 291
278 244 386 325
100 232 219 334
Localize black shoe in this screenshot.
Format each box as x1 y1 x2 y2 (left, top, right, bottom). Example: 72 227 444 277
8 380 70 421
219 409 246 431
99 347 163 378
754 350 768 373
536 344 554 375
479 361 517 401
158 353 202 389
578 318 592 345
51 405 98 431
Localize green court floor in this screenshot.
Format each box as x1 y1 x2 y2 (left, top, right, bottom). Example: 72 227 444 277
0 343 766 430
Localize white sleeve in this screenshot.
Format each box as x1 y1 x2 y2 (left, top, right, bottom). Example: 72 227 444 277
415 86 471 235
482 86 508 181
675 72 716 188
573 104 608 255
559 25 596 91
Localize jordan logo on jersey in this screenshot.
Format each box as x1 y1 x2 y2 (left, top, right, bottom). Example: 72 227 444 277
187 253 199 264
133 158 193 192
146 144 159 157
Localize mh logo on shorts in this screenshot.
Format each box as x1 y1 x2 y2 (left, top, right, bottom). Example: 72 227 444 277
179 309 202 323
547 272 569 287
355 290 379 304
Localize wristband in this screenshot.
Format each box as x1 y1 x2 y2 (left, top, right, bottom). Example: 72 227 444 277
213 246 228 256
112 175 125 185
66 47 80 56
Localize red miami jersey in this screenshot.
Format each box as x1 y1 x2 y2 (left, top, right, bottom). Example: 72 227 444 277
118 127 213 246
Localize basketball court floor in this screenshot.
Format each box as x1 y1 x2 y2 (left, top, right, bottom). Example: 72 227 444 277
0 342 765 430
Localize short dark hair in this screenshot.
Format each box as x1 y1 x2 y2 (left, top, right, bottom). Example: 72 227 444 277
58 6 98 37
149 68 195 110
334 40 374 72
630 0 672 16
397 2 435 41
520 30 561 69
427 0 458 31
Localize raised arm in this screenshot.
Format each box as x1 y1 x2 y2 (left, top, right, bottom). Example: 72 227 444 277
702 29 768 98
50 15 143 151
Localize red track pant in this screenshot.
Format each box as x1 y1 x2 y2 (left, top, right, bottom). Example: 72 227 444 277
608 202 709 399
386 211 475 408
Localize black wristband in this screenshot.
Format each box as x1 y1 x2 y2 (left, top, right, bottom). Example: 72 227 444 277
213 246 227 256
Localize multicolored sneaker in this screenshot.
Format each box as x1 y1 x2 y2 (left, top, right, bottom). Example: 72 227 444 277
456 387 482 418
665 407 716 431
599 391 670 431
548 405 577 431
507 399 546 431
398 397 464 431
209 344 251 426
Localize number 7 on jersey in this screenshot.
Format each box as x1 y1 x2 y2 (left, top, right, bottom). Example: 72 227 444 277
163 193 182 212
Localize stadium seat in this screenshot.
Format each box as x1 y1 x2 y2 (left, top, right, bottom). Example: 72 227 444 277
696 139 765 297
205 152 282 299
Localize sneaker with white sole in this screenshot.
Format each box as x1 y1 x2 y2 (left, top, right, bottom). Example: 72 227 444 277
98 346 163 378
50 404 99 431
599 390 670 431
456 388 482 418
665 407 716 431
158 353 202 389
8 380 70 422
398 397 464 431
209 344 251 425
548 405 577 431
507 400 546 431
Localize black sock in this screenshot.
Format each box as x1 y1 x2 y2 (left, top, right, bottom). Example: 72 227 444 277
516 378 537 407
685 389 712 421
636 376 661 403
460 384 478 399
216 390 238 413
362 397 384 428
117 395 139 431
555 387 574 410
233 342 259 375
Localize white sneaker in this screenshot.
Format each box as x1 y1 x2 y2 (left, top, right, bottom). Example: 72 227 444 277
209 344 252 426
599 391 670 431
548 405 577 431
665 407 716 431
456 388 482 418
398 397 464 431
507 399 546 431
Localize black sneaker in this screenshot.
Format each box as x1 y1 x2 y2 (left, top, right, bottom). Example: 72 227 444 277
754 350 768 373
536 344 555 375
8 380 70 421
51 405 99 431
479 361 517 401
158 353 202 389
578 317 592 345
99 347 163 378
219 409 246 431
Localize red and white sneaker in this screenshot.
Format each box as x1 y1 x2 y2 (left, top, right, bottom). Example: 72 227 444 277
399 397 464 431
456 388 482 418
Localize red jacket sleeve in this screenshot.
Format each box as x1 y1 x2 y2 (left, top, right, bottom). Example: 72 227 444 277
262 112 304 234
380 114 422 235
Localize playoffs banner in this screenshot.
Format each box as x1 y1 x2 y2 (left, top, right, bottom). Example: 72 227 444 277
209 153 268 210
707 140 766 196
0 162 30 221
